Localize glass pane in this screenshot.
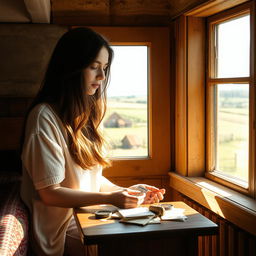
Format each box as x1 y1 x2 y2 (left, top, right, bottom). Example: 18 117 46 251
103 46 148 158
216 14 250 78
215 84 249 182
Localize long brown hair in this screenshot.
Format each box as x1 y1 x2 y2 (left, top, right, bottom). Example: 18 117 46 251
24 27 113 169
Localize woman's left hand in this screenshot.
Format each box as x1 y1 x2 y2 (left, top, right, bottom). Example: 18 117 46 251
128 184 166 204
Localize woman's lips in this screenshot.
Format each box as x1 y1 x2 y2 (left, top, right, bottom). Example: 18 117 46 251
91 84 100 89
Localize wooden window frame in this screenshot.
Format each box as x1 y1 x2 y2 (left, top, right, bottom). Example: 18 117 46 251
172 0 256 236
205 2 255 196
90 27 171 179
174 1 255 198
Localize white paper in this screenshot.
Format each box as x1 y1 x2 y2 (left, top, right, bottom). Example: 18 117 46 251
161 208 187 221
118 207 155 219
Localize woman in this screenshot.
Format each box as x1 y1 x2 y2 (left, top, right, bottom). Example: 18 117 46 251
20 27 165 256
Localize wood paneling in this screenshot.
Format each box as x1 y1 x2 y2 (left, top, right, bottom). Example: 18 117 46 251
174 15 187 176
51 0 210 25
90 27 170 178
0 25 68 172
0 24 67 97
169 172 256 236
187 16 205 176
174 15 205 176
186 0 249 17
173 193 256 256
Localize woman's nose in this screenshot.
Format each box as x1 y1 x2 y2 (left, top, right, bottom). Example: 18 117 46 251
97 68 106 81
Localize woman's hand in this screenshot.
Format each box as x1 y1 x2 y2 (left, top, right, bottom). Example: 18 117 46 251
109 189 145 209
129 184 166 204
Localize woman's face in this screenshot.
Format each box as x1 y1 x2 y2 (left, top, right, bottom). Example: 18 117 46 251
84 47 109 95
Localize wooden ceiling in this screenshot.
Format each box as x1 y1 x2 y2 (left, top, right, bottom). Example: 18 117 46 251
51 0 209 25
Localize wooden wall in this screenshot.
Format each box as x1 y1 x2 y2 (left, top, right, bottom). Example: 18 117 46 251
51 0 210 25
0 24 67 172
0 0 212 193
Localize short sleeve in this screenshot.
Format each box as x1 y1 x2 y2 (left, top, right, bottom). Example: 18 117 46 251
22 132 65 190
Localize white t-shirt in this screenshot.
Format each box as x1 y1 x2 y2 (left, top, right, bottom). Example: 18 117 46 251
20 103 103 256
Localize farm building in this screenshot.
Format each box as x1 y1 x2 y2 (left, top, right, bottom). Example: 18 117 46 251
103 112 132 128
121 134 142 149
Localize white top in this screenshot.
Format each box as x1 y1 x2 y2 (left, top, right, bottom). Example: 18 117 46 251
20 104 103 256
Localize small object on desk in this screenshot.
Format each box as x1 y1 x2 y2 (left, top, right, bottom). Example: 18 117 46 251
136 185 149 194
149 205 165 216
95 210 112 219
79 204 118 213
118 207 155 219
161 203 173 210
161 208 187 221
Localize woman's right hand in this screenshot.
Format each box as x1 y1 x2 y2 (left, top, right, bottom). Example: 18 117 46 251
109 189 145 209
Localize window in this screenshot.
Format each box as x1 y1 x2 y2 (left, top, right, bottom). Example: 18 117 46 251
174 1 255 196
206 3 255 192
102 45 148 158
92 27 171 177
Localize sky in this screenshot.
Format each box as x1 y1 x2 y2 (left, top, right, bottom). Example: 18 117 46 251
107 46 148 97
217 14 249 78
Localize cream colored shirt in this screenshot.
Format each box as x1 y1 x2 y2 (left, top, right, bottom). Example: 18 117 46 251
21 104 102 256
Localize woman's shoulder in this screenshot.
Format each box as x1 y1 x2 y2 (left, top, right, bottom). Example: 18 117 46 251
26 103 62 134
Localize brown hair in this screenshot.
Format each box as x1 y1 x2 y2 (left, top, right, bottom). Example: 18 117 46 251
24 27 113 169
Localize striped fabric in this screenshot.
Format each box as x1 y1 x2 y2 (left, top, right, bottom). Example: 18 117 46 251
0 173 29 256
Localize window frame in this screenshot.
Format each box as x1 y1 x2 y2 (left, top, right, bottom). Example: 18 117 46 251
90 27 171 178
205 2 255 196
173 1 255 198
171 0 256 235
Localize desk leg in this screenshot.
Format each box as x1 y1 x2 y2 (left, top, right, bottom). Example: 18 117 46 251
188 235 198 256
97 236 198 256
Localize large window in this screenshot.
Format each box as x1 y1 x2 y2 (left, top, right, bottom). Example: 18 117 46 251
207 3 254 191
103 45 148 158
93 27 171 177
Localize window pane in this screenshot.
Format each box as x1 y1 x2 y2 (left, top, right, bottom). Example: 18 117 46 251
215 84 249 182
103 46 148 158
216 14 250 78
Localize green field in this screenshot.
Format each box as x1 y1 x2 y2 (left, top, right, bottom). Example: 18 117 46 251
217 107 249 181
103 97 148 157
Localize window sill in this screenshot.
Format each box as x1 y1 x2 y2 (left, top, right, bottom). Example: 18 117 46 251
169 172 256 236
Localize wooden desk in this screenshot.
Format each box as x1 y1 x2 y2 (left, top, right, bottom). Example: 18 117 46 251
74 201 218 256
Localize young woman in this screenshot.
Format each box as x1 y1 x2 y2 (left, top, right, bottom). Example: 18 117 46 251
20 27 165 256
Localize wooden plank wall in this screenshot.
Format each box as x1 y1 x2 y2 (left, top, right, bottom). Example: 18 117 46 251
174 191 256 256
0 24 67 172
51 0 209 25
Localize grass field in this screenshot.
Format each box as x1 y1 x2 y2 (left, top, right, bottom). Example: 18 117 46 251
103 97 148 157
217 106 249 181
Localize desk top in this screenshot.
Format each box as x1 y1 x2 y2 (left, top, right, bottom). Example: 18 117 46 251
73 201 218 245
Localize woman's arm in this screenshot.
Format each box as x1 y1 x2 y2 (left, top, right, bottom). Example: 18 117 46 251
100 176 125 192
99 176 166 204
38 183 144 209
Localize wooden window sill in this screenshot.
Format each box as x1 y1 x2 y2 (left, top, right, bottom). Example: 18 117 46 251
169 172 256 236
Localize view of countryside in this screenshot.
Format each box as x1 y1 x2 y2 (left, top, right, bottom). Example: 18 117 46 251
215 14 249 182
102 46 148 158
217 85 249 182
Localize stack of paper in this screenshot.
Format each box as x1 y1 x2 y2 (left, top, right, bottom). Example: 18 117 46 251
118 207 155 219
117 207 160 226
